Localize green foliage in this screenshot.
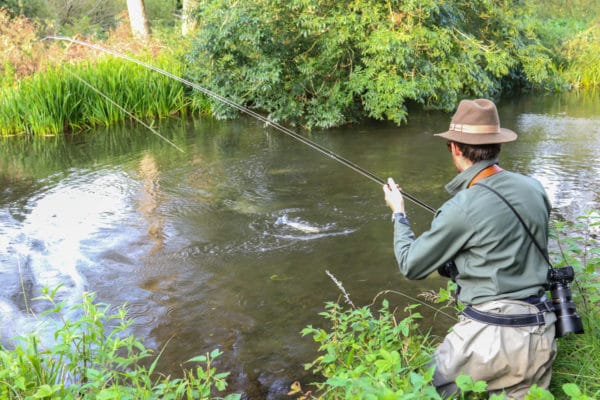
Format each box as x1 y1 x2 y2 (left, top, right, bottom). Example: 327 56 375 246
548 211 600 396
561 383 596 400
0 0 124 37
0 53 210 136
144 0 180 29
560 22 600 88
300 299 441 398
0 286 241 399
0 0 49 19
0 0 182 37
550 210 600 307
527 1 600 88
185 0 558 128
527 0 599 22
300 296 599 399
454 375 490 399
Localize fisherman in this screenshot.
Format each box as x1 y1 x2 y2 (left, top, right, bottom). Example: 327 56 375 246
382 99 557 399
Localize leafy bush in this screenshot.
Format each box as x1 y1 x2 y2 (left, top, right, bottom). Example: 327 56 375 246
185 0 558 128
560 22 600 88
0 287 240 399
299 295 599 399
527 1 600 88
299 299 440 398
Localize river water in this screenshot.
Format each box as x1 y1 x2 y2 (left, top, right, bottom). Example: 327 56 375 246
0 92 599 398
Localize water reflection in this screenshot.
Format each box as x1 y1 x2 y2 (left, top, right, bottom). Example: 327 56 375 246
514 106 600 217
0 170 134 347
138 153 165 254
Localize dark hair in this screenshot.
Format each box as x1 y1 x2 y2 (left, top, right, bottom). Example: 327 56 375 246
453 142 501 163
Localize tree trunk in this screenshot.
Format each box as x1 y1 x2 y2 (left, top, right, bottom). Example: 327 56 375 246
126 0 151 41
181 0 198 35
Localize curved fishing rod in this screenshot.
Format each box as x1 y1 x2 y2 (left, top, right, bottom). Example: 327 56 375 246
46 36 437 214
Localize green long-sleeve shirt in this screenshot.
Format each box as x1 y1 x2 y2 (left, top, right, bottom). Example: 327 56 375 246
393 159 551 305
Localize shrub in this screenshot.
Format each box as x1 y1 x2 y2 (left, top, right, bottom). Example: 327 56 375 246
186 0 558 128
299 299 440 399
0 287 241 399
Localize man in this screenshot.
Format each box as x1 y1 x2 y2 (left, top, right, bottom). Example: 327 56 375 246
382 99 557 399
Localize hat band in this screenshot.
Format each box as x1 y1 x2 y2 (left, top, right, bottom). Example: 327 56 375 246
449 123 500 134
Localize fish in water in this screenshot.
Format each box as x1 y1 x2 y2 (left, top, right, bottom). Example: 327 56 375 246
275 215 321 234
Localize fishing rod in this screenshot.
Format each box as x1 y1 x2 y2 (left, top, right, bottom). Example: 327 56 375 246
64 68 185 153
46 36 437 214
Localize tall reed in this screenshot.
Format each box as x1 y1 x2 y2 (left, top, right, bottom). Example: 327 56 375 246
0 53 210 137
560 22 600 88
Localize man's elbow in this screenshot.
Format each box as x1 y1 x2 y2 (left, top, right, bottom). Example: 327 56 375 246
398 263 428 280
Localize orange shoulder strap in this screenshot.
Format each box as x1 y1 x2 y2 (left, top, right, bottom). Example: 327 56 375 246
468 164 503 188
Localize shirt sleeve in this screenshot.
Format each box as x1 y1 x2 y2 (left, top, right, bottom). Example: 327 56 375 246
393 200 474 280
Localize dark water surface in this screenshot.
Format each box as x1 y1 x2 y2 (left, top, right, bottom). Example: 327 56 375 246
1 92 599 398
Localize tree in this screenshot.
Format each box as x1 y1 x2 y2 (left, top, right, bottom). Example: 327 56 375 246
181 0 198 35
126 0 150 41
0 0 122 35
186 0 557 129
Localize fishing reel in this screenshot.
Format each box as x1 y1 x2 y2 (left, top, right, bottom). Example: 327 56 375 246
437 260 459 281
547 266 584 337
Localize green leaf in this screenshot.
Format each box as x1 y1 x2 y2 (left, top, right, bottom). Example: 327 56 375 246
562 383 582 397
187 355 208 363
33 385 55 398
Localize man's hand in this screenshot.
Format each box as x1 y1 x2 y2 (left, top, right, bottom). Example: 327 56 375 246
383 177 405 213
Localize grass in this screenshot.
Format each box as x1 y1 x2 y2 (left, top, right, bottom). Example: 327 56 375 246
561 23 600 89
548 211 600 396
0 54 210 137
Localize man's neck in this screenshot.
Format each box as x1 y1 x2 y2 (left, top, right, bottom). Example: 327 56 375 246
454 156 473 173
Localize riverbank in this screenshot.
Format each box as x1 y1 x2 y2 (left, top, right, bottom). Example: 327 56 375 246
1 4 599 136
0 55 209 136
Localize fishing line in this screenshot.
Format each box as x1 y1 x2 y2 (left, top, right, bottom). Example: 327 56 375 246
64 67 185 153
46 36 437 214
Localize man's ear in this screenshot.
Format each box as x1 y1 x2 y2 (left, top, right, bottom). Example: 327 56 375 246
450 142 463 156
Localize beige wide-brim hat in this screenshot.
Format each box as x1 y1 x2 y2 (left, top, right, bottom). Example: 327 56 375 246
434 99 517 144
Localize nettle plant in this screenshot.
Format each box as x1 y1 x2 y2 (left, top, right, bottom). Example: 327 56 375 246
299 299 441 399
0 287 240 400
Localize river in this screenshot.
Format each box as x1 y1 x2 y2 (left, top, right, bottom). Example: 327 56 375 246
0 92 599 398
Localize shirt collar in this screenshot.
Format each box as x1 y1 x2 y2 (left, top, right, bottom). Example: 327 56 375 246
445 159 498 196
